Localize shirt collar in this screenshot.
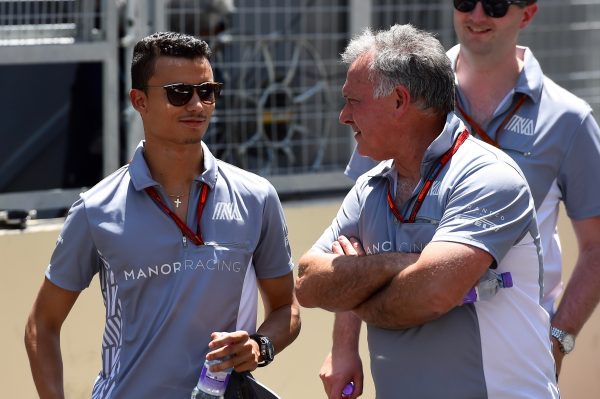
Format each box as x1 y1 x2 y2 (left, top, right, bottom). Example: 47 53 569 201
128 140 219 191
367 113 466 180
448 44 543 105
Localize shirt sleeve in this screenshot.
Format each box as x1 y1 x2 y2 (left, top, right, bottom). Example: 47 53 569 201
432 161 537 265
559 112 600 220
312 183 362 253
252 183 294 279
45 198 101 291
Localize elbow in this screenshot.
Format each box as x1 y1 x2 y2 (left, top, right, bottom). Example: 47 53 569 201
291 305 302 342
24 315 38 358
423 291 457 320
294 255 320 308
295 252 347 311
294 275 318 308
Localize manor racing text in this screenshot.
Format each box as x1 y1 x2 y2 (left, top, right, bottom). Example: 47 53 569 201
124 258 243 280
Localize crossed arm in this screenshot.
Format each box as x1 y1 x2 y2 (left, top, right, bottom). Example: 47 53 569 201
296 236 493 329
298 236 493 399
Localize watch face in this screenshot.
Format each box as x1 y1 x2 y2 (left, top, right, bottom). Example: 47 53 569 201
251 334 275 366
261 336 275 361
562 334 575 353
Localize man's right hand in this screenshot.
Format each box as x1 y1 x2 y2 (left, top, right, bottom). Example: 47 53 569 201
319 350 363 399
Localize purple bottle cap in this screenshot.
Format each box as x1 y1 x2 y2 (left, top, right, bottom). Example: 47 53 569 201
462 288 477 304
500 272 513 288
342 382 354 398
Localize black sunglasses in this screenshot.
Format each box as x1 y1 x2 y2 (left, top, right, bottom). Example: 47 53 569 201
454 0 532 18
144 82 223 106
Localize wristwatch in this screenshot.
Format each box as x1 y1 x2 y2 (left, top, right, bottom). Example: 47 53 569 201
550 326 576 354
250 334 275 367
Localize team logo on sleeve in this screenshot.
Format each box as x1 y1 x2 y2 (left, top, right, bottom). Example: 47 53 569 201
458 214 500 231
457 206 507 232
212 202 243 221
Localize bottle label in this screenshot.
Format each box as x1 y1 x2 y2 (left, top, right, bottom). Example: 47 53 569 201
197 363 231 395
462 271 513 305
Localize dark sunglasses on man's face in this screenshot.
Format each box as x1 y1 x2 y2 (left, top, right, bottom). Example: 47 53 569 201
144 82 223 106
454 0 531 18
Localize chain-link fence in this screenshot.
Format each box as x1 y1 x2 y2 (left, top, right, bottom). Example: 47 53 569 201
1 0 599 214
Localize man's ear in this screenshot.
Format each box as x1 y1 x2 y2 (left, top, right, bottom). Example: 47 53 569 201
394 85 410 113
130 89 147 113
520 4 538 29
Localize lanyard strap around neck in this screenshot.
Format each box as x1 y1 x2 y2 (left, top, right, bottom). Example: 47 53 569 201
145 183 210 245
456 93 527 148
387 129 470 223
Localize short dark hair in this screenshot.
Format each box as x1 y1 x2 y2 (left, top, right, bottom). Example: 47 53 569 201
131 31 212 90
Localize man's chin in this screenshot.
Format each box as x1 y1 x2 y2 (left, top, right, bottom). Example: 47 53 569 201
182 137 203 145
355 144 372 158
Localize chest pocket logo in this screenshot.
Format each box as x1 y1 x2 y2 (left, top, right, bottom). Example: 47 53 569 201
212 202 243 221
506 115 535 136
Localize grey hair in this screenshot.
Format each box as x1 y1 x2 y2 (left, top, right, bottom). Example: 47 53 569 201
341 24 455 115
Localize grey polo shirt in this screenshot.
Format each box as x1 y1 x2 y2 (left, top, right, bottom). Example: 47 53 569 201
45 141 293 398
318 114 558 398
346 45 600 312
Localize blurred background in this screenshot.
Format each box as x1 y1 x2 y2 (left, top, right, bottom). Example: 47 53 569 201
1 0 599 215
1 0 599 397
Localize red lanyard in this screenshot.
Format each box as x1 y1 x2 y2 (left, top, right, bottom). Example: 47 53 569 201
145 183 210 245
387 129 470 223
456 93 527 148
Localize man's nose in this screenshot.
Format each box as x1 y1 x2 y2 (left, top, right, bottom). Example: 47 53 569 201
339 104 352 126
470 1 489 20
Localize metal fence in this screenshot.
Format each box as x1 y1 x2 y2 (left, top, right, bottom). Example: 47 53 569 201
1 0 599 215
519 0 600 111
0 0 119 214
0 0 105 45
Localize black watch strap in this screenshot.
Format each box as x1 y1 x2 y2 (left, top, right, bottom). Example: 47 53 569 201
250 334 275 367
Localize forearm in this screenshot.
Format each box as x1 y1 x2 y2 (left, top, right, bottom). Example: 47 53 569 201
296 250 416 311
320 312 364 399
352 271 447 329
552 246 600 335
24 321 65 399
24 279 78 399
353 242 488 329
331 311 362 353
257 299 301 355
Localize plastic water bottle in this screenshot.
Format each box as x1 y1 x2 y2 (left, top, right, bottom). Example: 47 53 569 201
191 358 233 399
463 270 513 304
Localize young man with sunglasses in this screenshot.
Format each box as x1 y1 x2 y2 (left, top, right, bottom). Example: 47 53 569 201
346 0 600 379
296 24 558 398
24 32 300 399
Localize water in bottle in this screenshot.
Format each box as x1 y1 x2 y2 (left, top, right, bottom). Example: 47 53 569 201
191 358 233 399
463 270 513 304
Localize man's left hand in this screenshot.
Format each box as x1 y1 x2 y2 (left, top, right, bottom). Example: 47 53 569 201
206 331 261 372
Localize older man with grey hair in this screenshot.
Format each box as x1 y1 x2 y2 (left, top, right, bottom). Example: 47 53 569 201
295 24 558 399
